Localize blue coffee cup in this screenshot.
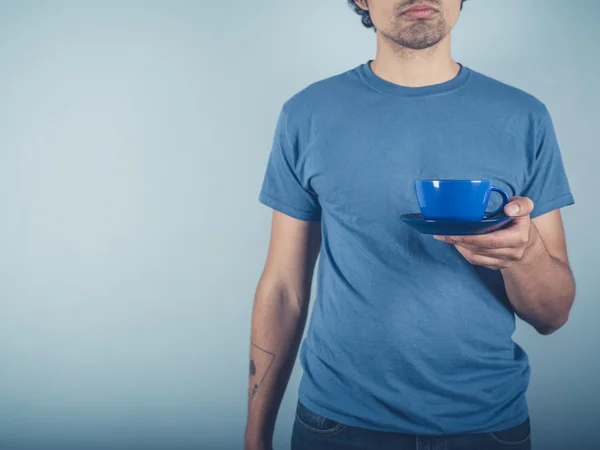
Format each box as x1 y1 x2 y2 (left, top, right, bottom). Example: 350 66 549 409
414 179 510 221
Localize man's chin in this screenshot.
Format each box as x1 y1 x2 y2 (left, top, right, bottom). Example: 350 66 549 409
388 36 444 50
384 27 446 50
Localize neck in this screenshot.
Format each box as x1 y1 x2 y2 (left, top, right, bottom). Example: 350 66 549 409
370 32 460 88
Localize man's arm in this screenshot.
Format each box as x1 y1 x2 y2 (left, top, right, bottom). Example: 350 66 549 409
244 211 321 450
500 207 575 335
434 197 575 335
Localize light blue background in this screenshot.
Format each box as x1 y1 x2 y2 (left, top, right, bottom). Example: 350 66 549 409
0 1 597 449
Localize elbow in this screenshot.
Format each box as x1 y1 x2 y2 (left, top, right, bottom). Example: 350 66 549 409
535 288 575 336
535 313 570 336
254 276 308 315
536 325 560 336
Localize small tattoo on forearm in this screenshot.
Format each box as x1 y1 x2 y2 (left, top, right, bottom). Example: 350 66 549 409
249 342 275 401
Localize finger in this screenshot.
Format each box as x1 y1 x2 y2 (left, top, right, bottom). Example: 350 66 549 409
446 215 531 248
455 243 524 261
446 230 525 249
454 245 507 270
504 196 534 218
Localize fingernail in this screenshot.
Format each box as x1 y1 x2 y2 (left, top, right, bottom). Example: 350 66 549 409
506 204 520 216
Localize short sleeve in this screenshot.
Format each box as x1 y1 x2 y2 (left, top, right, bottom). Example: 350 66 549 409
258 105 321 222
520 105 575 219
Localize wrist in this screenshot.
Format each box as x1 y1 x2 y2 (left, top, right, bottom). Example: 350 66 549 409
244 429 272 450
501 223 546 277
517 222 547 267
244 438 270 450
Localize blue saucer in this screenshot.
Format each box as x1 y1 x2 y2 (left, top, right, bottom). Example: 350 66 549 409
400 213 513 236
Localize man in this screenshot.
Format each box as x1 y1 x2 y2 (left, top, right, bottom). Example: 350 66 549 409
245 1 576 449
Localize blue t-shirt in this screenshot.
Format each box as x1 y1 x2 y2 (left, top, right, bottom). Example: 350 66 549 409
258 61 575 435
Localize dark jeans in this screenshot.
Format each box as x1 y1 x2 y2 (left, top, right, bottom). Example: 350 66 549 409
291 400 531 450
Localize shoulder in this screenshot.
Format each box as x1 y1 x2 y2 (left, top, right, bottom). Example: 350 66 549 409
467 68 550 120
280 65 364 122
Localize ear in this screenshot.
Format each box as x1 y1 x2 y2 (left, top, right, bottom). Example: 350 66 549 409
354 0 369 12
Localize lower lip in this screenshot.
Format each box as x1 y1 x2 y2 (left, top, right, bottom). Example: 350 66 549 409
402 8 437 19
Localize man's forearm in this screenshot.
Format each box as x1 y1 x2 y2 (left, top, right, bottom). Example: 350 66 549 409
501 224 575 334
244 281 308 449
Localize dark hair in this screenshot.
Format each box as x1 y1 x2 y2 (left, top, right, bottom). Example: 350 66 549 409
347 0 467 29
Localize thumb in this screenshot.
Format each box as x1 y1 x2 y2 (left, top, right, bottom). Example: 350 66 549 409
504 196 534 218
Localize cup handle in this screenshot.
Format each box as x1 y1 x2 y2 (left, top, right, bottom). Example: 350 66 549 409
482 186 510 219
